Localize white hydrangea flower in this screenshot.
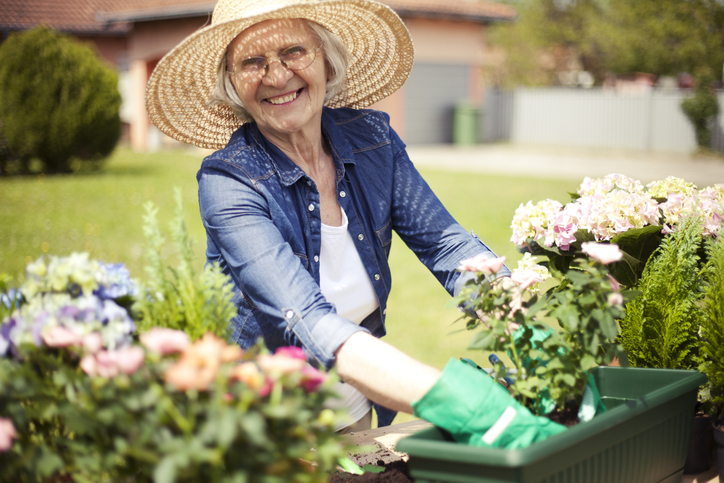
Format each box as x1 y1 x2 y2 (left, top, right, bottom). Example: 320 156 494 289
510 199 563 246
577 174 645 197
646 176 697 199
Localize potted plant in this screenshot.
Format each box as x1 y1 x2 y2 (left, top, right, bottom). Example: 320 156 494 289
513 174 722 474
397 174 715 483
398 245 705 482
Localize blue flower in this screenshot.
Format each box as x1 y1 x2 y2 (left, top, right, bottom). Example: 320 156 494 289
0 289 22 310
95 263 138 300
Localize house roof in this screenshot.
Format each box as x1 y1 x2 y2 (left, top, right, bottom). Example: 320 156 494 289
0 0 514 34
0 0 132 35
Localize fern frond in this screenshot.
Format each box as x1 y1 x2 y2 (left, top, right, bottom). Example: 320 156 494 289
619 217 704 369
701 231 724 415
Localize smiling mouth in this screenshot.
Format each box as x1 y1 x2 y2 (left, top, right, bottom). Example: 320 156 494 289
266 88 303 105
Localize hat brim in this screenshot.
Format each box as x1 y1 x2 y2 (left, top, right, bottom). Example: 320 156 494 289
145 0 414 150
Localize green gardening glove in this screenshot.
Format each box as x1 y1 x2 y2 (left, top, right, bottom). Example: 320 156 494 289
412 358 567 449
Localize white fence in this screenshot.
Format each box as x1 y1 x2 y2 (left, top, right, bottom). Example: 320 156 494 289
481 88 724 154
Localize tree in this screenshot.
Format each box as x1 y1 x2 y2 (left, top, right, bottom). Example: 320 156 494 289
0 27 121 174
487 0 724 87
593 0 724 80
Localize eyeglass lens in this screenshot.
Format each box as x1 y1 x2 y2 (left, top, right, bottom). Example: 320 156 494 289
234 45 318 83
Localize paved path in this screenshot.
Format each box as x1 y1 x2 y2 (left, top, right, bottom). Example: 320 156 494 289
407 144 724 187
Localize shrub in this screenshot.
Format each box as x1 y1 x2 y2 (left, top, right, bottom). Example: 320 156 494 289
700 234 724 418
0 26 121 173
619 217 705 370
681 77 720 151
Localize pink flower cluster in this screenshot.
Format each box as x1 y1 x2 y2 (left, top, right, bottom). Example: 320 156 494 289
37 326 146 378
80 345 145 378
660 185 724 236
143 329 327 396
230 346 327 396
511 174 724 251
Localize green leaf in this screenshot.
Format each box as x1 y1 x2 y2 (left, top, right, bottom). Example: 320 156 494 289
361 464 386 473
468 330 496 350
154 456 177 483
37 449 65 477
580 354 597 371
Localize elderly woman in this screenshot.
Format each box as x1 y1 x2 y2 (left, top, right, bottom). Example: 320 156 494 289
146 0 562 443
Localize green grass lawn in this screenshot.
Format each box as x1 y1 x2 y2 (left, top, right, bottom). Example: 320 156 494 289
0 146 577 425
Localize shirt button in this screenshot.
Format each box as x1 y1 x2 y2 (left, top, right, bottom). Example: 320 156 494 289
307 180 312 186
340 191 346 198
314 255 319 263
358 234 364 241
308 203 315 212
285 310 294 319
374 274 380 281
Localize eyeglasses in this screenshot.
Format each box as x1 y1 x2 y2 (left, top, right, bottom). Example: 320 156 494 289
230 44 320 83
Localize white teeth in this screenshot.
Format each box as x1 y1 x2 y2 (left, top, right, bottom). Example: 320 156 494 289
267 91 298 105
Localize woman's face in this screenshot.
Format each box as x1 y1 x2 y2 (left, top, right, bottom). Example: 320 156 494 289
228 19 328 139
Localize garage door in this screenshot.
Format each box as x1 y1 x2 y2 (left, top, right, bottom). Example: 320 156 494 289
403 62 470 145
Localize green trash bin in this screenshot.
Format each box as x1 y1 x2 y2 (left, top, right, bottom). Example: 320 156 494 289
453 102 480 145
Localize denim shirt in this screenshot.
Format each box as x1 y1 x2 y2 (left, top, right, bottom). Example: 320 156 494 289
197 107 509 370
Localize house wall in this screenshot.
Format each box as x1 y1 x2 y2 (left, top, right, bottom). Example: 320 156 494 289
125 17 209 151
381 18 484 144
370 18 485 143
77 35 128 69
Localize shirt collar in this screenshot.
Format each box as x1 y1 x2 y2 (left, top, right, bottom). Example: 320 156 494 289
242 108 358 187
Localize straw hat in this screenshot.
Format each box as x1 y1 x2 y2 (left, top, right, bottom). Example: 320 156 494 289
145 0 414 150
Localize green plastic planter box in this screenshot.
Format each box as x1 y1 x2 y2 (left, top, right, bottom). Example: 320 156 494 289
397 367 706 483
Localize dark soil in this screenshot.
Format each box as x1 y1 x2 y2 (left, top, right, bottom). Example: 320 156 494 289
546 403 580 427
328 460 413 483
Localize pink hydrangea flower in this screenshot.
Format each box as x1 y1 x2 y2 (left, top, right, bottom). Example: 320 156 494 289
0 417 17 452
140 328 190 355
458 255 506 274
581 242 623 265
41 326 82 348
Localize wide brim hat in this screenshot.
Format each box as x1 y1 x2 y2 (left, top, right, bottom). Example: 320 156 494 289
145 0 414 150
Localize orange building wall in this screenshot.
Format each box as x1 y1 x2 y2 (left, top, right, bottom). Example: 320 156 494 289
370 17 486 139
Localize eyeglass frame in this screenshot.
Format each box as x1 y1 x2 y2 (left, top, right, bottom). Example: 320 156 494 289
228 44 321 83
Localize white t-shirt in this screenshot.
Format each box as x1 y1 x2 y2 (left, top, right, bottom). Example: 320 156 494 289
319 207 379 431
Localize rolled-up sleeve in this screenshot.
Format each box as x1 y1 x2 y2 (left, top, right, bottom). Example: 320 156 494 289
198 167 368 369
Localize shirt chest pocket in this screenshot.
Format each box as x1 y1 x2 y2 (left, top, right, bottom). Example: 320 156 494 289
375 217 393 256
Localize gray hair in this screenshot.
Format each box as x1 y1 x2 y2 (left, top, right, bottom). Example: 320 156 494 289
209 20 349 123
